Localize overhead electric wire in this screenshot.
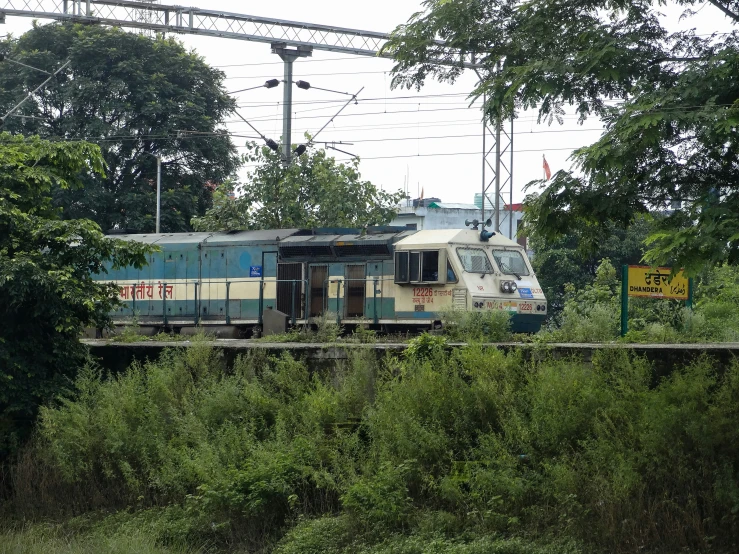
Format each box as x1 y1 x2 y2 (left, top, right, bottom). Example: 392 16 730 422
235 99 476 109
226 99 737 127
320 145 587 161
12 123 606 145
225 106 483 125
303 87 364 148
224 69 395 80
214 56 376 68
299 128 605 144
234 92 471 104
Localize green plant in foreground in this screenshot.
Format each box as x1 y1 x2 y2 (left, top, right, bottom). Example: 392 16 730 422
5 344 739 553
404 333 448 361
439 307 512 342
0 524 196 554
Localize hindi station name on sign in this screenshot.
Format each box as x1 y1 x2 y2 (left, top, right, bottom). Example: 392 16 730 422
627 265 688 300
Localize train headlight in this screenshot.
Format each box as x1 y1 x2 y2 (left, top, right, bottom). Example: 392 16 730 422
501 281 516 293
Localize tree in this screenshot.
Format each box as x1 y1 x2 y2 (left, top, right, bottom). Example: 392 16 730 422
384 0 739 273
0 133 150 457
192 143 405 231
0 23 239 233
529 215 651 317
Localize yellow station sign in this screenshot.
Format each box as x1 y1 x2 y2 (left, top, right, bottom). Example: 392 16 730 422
627 265 689 300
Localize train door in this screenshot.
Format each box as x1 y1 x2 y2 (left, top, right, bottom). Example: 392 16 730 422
277 262 303 319
309 264 329 317
345 264 366 318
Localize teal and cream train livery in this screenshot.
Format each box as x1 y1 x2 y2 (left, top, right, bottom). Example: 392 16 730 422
99 226 547 336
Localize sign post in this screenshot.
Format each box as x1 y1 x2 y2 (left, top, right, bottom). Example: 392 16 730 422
620 265 693 337
621 265 629 337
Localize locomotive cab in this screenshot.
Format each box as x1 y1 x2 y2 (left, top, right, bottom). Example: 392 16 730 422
392 229 547 333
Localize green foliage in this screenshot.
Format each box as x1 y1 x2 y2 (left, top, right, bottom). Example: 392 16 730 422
0 133 151 458
8 342 739 552
0 24 238 233
384 0 739 270
315 312 344 343
192 142 404 231
440 309 512 342
540 259 620 343
529 216 651 316
404 333 448 361
342 462 416 531
539 259 739 344
276 515 583 554
0 523 195 554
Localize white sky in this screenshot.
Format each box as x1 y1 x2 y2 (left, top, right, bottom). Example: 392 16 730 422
1 1 734 206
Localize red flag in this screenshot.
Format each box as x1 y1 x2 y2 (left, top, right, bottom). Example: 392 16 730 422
543 155 552 181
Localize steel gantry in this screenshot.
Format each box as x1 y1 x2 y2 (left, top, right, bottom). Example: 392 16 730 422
0 0 398 56
0 0 515 235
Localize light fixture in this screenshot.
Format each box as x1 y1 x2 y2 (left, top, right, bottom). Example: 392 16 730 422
500 281 518 293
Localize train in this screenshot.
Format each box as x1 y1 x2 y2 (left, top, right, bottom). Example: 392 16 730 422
97 223 547 336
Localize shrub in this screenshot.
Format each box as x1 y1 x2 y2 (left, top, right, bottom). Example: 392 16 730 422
404 333 448 361
10 342 739 553
441 309 512 342
342 462 416 531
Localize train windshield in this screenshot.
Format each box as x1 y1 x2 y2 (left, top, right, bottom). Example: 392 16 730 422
456 247 493 273
492 249 530 278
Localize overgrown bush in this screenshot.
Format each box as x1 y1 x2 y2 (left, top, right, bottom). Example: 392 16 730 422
543 259 621 342
441 308 512 342
541 259 739 343
5 343 739 553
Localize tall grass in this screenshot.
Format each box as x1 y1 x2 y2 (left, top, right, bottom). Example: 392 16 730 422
0 524 196 554
4 342 739 553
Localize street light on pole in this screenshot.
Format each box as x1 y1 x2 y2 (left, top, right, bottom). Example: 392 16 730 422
140 152 163 233
156 155 161 234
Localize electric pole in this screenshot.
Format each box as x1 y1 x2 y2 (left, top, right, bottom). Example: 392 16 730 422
270 42 312 166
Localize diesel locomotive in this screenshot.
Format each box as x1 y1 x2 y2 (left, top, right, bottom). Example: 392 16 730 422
99 225 547 336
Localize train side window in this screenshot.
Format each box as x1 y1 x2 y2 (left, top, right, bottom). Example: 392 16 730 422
396 250 445 284
447 261 458 283
394 251 409 283
421 251 439 281
410 252 421 282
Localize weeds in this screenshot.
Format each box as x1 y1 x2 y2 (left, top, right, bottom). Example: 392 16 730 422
0 523 197 554
116 312 147 343
440 307 512 342
5 342 739 553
